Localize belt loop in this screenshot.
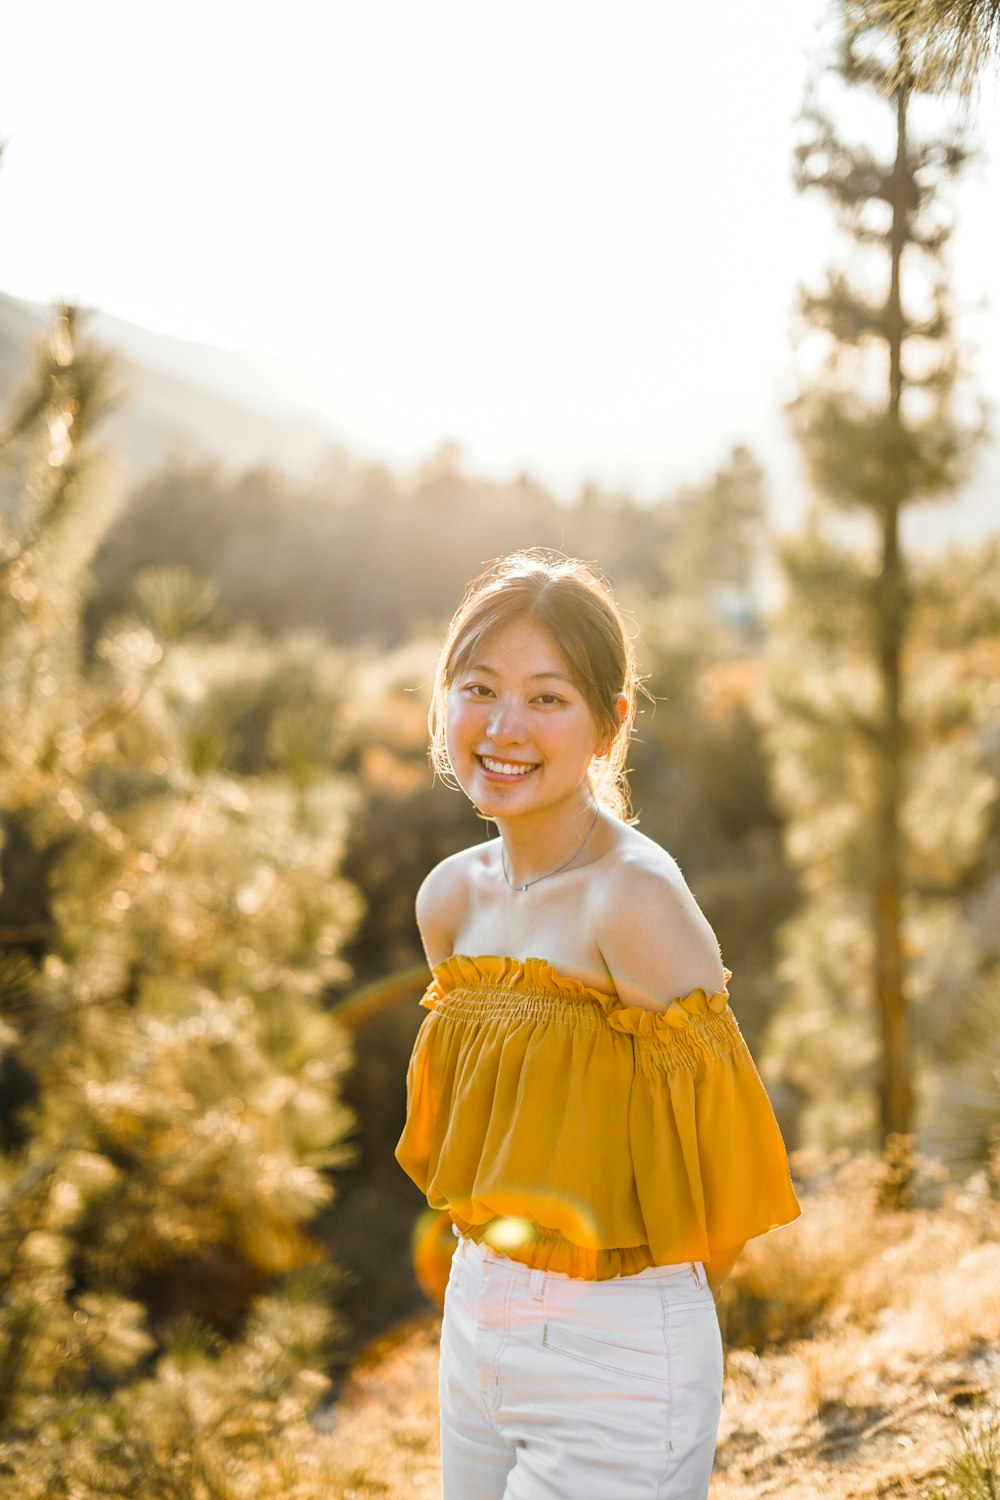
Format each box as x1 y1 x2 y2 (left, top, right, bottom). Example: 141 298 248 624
529 1267 545 1302
691 1260 705 1289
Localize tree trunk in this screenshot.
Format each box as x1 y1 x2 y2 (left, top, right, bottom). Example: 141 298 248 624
875 77 913 1200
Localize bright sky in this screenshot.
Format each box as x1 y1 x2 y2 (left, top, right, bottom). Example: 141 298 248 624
2 0 999 503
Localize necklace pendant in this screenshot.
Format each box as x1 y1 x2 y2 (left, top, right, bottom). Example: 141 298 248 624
518 883 528 893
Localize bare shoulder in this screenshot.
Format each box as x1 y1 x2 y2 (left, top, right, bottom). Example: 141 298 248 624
415 843 489 968
591 826 727 1012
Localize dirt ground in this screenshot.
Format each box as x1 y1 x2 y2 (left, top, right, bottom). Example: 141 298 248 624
310 1310 1000 1499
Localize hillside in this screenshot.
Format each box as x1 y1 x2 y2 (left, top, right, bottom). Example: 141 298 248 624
306 1301 998 1498
0 290 341 476
297 1153 1000 1498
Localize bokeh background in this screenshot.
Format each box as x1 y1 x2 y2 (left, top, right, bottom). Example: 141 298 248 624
1 2 999 1496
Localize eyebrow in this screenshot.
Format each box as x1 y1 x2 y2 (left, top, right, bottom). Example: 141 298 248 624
467 663 574 684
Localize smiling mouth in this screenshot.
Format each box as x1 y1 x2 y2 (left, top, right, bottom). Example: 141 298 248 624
477 755 541 778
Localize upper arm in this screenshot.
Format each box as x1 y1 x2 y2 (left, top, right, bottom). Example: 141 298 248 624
415 851 470 969
594 860 726 1013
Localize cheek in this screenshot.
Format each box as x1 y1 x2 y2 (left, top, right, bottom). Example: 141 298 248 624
444 697 472 760
544 725 596 771
567 713 603 760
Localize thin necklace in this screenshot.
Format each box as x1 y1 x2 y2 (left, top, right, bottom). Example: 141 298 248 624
499 804 602 893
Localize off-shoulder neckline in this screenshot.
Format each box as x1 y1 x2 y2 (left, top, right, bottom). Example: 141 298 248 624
434 952 619 1002
429 953 732 1033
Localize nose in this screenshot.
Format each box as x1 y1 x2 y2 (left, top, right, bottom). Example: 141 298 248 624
486 697 528 744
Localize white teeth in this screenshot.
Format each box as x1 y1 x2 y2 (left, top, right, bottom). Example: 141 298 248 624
481 756 537 776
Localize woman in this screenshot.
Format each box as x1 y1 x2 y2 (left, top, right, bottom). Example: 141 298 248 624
395 551 800 1500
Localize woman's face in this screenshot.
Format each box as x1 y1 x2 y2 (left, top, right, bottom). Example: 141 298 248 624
445 616 607 821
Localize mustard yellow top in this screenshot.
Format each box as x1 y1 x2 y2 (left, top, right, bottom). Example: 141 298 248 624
394 954 800 1280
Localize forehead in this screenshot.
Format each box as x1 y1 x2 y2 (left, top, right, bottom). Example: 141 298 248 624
458 616 575 679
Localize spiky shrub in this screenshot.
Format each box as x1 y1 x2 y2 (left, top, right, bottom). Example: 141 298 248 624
930 1400 1000 1500
0 310 362 1486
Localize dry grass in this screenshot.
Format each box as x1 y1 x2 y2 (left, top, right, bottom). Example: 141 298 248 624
306 1317 443 1499
709 1151 1000 1499
297 1150 1000 1499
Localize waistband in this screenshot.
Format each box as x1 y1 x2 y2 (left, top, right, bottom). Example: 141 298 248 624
450 1222 707 1290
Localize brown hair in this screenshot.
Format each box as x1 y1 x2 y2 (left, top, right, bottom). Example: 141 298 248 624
428 550 646 821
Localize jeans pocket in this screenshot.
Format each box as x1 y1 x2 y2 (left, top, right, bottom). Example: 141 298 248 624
542 1318 671 1385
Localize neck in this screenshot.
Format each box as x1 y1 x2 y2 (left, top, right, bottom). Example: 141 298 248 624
492 793 601 889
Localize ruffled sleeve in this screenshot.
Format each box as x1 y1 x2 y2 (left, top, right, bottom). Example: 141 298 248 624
394 955 799 1274
610 971 802 1261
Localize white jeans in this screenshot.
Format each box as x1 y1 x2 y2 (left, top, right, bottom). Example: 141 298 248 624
439 1227 723 1500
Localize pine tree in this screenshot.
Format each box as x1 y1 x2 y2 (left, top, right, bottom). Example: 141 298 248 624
665 445 769 638
873 0 1000 95
0 309 361 1489
762 1 988 1184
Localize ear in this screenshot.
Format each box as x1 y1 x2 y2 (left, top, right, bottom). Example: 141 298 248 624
596 694 629 758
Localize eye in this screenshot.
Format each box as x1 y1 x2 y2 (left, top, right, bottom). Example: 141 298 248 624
461 681 494 698
534 692 565 706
